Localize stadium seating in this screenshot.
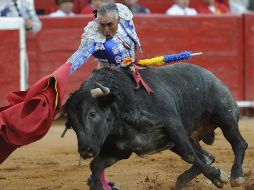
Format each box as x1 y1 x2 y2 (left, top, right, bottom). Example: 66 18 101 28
34 0 229 15
34 0 89 15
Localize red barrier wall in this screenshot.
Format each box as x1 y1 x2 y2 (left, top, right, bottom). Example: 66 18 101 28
134 15 243 100
244 13 254 101
0 30 20 106
26 15 243 102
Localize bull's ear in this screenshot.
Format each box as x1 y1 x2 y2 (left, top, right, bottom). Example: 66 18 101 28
65 118 72 129
97 93 115 107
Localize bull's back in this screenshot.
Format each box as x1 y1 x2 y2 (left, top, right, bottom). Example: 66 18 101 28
142 63 230 97
142 63 218 88
139 63 237 118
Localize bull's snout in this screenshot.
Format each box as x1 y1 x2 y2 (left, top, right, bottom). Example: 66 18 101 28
78 146 95 159
77 134 97 159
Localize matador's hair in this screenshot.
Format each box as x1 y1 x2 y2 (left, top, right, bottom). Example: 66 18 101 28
97 3 119 19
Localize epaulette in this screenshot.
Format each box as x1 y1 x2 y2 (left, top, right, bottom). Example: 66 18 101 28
116 3 133 21
83 20 106 43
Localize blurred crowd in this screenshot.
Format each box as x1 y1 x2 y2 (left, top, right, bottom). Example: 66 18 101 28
48 0 151 16
0 0 254 32
43 0 254 16
165 0 254 15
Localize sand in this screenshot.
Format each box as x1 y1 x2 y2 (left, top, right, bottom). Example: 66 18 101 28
0 118 254 190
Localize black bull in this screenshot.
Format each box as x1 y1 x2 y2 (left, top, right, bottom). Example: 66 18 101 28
65 63 248 190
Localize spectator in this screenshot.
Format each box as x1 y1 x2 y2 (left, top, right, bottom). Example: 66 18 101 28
81 0 115 14
0 0 42 89
81 0 95 14
229 0 249 14
0 0 42 33
49 0 75 17
197 0 229 14
124 0 150 14
249 0 254 11
166 0 197 15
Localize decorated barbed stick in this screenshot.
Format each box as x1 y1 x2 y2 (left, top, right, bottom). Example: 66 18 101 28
137 51 203 66
119 52 203 94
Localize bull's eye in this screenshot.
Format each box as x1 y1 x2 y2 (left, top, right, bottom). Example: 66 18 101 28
89 112 96 118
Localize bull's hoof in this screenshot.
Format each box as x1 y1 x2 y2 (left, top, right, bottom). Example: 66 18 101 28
174 184 188 190
87 176 120 190
231 177 245 187
212 178 224 188
219 170 229 183
211 169 229 188
175 177 188 190
89 185 104 190
108 182 120 190
87 176 104 190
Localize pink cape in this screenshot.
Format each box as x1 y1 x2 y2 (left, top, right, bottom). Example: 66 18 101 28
0 63 71 164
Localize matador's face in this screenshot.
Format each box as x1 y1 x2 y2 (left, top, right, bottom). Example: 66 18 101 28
98 11 120 39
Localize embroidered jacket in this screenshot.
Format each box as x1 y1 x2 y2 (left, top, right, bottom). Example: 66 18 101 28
68 3 141 74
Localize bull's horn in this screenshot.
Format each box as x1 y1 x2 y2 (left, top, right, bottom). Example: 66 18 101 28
96 82 110 94
91 82 110 98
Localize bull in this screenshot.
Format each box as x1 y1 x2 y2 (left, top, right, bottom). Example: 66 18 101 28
65 63 248 190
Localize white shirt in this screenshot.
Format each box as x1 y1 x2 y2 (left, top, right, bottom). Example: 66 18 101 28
208 5 217 13
49 9 75 17
0 0 42 33
166 4 197 16
229 0 249 14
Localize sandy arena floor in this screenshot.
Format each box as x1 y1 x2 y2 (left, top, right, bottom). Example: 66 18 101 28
0 118 254 190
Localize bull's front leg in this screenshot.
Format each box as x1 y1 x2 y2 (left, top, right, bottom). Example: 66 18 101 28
175 145 216 189
165 118 228 188
88 148 132 190
88 170 118 190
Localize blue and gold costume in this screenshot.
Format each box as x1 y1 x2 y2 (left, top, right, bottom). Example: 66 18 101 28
68 3 140 74
68 3 195 93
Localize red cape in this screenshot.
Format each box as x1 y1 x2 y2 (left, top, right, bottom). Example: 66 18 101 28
0 63 71 164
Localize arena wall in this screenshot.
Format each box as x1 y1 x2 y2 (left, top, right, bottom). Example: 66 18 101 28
27 15 245 101
244 13 254 101
1 14 254 106
0 30 20 106
134 14 244 101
